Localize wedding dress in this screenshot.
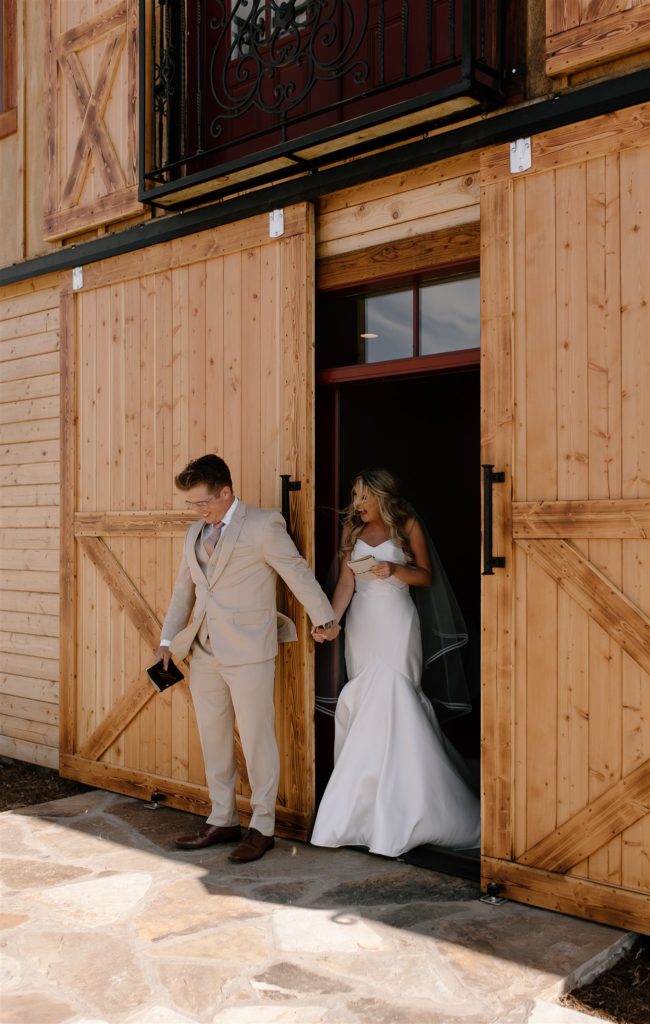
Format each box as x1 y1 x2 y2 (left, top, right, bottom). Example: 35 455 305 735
311 537 480 858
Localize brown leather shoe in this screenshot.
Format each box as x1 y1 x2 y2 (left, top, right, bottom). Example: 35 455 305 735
228 828 275 863
175 824 242 850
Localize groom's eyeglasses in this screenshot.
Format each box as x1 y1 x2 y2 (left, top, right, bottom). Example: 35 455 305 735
185 492 221 510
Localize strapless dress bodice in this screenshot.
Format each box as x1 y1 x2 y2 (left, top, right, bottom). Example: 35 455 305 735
352 537 408 592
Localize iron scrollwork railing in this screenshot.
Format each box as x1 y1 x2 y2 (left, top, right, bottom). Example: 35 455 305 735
143 0 505 201
208 1 369 141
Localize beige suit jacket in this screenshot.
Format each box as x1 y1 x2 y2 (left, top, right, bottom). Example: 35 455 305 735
162 502 334 665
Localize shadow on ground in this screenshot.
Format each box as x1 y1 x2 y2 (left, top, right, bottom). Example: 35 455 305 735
0 788 632 1024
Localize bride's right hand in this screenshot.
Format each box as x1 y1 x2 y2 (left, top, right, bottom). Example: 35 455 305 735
371 561 393 580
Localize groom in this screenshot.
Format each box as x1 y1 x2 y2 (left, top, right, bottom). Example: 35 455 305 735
154 454 338 863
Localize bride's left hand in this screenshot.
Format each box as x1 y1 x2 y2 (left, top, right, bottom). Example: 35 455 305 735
311 622 341 643
371 561 394 580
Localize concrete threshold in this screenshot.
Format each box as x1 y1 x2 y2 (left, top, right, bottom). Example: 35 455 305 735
0 790 631 1024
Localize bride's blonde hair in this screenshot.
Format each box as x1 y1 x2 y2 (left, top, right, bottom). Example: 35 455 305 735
340 468 416 565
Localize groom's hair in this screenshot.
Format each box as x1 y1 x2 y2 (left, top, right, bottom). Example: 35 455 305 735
175 454 233 493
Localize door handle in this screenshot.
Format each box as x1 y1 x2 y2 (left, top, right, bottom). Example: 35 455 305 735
280 474 301 533
482 464 505 575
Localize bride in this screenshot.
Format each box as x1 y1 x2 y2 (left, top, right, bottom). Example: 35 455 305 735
311 468 480 858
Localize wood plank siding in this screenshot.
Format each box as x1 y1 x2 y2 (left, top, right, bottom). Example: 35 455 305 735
316 152 480 262
546 0 650 76
0 275 62 768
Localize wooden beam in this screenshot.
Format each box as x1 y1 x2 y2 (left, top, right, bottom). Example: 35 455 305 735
0 108 17 138
546 7 650 76
58 754 312 840
517 538 650 676
317 221 479 291
74 511 195 536
481 102 650 184
44 187 141 242
279 217 316 823
80 203 312 291
60 752 211 816
317 348 479 385
59 292 76 754
77 674 164 761
319 151 479 216
44 2 57 222
58 0 126 53
78 536 161 648
513 499 650 539
2 0 17 114
520 760 650 872
479 177 515 862
481 856 650 935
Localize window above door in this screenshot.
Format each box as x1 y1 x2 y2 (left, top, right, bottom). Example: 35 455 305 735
317 273 480 370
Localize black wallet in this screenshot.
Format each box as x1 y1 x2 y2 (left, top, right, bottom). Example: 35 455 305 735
147 658 184 692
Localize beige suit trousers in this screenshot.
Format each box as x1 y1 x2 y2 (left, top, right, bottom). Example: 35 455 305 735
189 647 278 836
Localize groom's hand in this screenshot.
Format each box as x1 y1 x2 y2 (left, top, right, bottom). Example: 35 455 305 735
152 645 171 669
311 621 340 643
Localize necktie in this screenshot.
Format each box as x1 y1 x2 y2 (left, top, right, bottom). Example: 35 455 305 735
204 521 223 556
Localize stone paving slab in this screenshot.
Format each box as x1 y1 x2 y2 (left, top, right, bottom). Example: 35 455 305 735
0 791 629 1024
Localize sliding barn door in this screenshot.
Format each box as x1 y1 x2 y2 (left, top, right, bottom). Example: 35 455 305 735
60 204 318 839
480 104 650 932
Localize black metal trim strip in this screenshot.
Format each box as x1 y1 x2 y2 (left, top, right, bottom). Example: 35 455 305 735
2 68 649 289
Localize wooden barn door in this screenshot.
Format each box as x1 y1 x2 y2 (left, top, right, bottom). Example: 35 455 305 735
480 104 650 933
59 204 318 839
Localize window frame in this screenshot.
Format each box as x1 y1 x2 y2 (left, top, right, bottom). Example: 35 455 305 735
317 265 480 379
0 0 17 138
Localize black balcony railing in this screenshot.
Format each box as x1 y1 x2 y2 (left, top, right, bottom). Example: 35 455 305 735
140 0 506 204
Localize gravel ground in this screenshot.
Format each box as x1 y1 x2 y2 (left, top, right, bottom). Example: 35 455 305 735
0 756 92 811
1 755 647 1023
560 938 650 1024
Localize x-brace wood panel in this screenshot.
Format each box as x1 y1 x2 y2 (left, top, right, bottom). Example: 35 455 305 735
516 537 650 676
520 759 650 872
513 499 650 540
45 0 140 239
60 31 127 204
76 535 175 762
483 856 650 933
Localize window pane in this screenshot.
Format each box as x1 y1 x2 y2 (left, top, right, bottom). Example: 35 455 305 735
316 293 363 369
362 290 413 363
420 276 480 354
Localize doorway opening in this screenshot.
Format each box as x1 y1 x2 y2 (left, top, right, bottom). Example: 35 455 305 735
314 280 481 879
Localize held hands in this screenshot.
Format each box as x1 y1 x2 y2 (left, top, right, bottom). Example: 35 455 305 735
311 621 341 644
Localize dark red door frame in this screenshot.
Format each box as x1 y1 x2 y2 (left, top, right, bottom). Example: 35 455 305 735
316 346 480 574
317 347 480 387
314 348 480 798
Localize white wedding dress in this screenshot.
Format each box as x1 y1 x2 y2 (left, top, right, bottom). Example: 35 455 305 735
311 537 480 858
